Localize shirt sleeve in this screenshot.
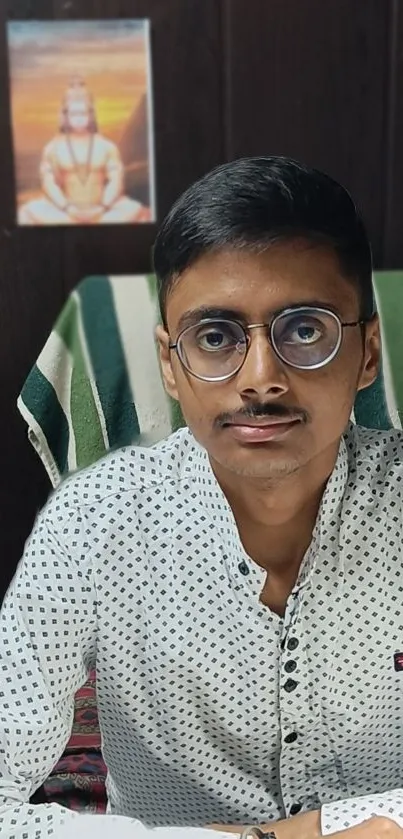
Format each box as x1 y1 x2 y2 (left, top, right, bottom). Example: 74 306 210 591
0 501 98 838
0 501 237 839
321 789 403 834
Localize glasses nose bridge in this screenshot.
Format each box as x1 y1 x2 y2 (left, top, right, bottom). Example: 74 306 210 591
239 320 286 382
244 320 274 354
246 320 270 332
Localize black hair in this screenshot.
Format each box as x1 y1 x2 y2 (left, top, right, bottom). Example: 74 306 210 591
153 156 374 326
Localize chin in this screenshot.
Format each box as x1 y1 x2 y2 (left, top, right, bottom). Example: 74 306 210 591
212 445 303 480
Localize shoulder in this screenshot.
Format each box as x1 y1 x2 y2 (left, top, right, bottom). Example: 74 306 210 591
42 135 62 156
94 133 119 155
346 423 403 494
348 423 403 464
42 427 195 523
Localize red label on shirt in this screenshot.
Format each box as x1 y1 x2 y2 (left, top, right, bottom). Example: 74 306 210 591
394 652 403 671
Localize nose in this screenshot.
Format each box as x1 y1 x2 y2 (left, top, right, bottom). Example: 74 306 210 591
235 327 290 399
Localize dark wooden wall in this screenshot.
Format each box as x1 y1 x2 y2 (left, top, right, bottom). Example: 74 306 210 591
1 0 403 598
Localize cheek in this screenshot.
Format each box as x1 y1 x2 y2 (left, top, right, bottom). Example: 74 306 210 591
173 371 223 424
295 360 358 426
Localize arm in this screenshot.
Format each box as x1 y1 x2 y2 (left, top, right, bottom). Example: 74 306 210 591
210 794 403 839
102 142 124 209
0 499 97 837
321 792 403 834
0 497 238 839
39 142 70 211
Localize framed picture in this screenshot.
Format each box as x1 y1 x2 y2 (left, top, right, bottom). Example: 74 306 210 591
7 19 156 226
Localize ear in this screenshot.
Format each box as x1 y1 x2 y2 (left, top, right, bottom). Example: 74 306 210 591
155 324 179 400
357 314 381 392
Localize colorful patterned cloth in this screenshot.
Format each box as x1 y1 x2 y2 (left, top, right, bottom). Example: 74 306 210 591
38 671 107 812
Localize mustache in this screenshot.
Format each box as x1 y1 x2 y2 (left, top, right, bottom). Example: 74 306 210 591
215 403 309 427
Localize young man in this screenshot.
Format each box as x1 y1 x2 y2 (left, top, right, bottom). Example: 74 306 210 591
2 157 403 839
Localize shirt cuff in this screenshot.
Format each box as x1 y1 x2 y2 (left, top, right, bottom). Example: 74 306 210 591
60 818 237 839
321 790 403 834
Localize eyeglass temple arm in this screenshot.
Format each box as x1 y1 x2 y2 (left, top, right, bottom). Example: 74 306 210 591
342 319 369 327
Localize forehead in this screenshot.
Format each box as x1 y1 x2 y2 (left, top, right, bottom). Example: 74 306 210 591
165 241 359 329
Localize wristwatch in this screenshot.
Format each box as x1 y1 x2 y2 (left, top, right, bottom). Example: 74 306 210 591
239 827 277 839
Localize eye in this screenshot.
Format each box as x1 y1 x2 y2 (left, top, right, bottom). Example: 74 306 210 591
195 323 244 352
281 317 325 345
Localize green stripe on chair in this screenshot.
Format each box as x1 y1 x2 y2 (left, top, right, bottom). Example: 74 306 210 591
19 364 70 475
373 271 403 423
78 276 140 448
354 365 392 430
55 293 106 470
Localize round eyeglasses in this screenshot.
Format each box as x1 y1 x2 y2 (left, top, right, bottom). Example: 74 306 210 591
168 306 366 382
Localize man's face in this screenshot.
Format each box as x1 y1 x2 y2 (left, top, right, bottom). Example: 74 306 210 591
67 101 90 133
157 242 380 481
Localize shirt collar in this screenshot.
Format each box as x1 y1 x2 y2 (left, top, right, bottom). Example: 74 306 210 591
318 430 349 525
296 432 349 587
184 428 350 514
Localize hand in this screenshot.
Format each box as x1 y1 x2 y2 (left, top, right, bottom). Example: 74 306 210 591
207 810 320 839
207 813 403 839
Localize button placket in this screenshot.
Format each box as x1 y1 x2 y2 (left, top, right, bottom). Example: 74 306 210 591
279 613 307 816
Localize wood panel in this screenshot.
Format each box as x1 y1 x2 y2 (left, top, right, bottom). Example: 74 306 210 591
0 0 224 598
383 0 403 266
224 0 392 268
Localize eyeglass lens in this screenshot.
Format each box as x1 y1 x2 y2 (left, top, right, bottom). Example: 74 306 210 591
177 309 341 379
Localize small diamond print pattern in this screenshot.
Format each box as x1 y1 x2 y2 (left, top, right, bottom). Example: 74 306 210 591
2 423 403 838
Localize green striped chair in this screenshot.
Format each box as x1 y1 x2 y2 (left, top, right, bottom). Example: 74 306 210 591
18 271 402 487
18 274 183 487
354 271 403 431
18 270 403 812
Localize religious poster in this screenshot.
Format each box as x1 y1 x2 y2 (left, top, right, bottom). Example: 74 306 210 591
7 19 155 225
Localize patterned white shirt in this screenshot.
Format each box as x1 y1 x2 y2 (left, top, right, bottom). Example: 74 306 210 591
2 424 403 839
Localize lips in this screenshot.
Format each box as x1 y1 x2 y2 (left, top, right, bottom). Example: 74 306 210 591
226 417 299 427
223 417 301 443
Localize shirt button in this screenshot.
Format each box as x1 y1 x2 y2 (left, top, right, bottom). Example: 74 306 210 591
290 803 302 816
284 678 298 692
238 561 249 576
287 637 299 651
284 732 298 744
284 660 297 673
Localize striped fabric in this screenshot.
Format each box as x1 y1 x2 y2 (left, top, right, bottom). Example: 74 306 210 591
17 271 403 487
18 275 182 487
354 271 403 431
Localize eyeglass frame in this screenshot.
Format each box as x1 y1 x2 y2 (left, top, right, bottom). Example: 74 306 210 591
168 306 368 382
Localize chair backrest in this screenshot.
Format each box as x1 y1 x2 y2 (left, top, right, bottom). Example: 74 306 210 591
18 271 402 487
354 271 403 431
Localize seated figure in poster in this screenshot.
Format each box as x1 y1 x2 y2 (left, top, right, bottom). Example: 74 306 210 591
18 76 151 225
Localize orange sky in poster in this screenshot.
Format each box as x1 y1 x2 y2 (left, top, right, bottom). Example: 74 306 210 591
8 22 149 153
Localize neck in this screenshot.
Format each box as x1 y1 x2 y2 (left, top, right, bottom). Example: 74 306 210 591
210 439 341 577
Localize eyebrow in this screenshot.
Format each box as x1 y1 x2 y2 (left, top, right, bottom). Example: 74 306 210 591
177 306 247 331
176 300 343 332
